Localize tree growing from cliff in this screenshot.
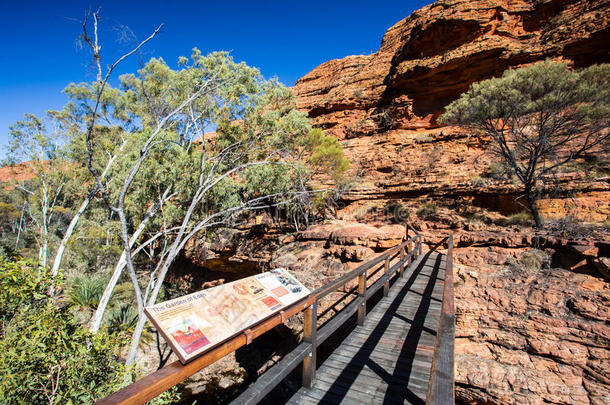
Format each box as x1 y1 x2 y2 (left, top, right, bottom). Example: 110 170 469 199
442 61 609 228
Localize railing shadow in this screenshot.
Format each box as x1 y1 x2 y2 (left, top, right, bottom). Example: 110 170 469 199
318 241 445 405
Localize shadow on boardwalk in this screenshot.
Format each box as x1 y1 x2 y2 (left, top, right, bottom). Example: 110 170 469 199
312 243 445 405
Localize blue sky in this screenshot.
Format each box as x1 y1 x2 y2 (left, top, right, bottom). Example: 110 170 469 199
0 0 430 157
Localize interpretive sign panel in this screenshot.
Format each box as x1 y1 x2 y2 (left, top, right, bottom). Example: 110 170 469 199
144 268 310 363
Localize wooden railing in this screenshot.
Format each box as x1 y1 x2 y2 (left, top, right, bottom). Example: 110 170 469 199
426 234 455 405
96 228 422 405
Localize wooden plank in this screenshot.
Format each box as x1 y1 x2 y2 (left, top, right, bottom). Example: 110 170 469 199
318 356 432 384
426 313 455 405
296 385 366 405
357 272 366 326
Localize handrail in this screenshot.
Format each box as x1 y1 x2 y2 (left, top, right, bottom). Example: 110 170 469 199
426 234 455 405
96 225 421 405
234 231 422 404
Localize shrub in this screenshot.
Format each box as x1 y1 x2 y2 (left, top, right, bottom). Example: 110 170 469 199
462 209 493 225
486 162 509 180
497 212 533 227
416 203 438 220
68 275 107 310
520 252 542 270
0 257 56 324
546 215 596 238
470 176 486 188
414 134 433 144
520 249 549 271
305 129 350 180
0 304 128 404
384 201 410 224
0 243 17 261
355 204 379 221
0 257 128 404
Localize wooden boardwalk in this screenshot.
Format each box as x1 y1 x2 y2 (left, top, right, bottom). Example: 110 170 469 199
96 231 455 405
288 250 446 405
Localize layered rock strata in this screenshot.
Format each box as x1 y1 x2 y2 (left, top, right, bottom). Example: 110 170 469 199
294 0 610 222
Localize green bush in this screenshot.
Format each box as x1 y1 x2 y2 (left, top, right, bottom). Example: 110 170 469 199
0 258 56 323
305 129 350 180
416 203 438 220
497 212 533 227
0 257 130 404
0 243 17 261
384 201 410 224
0 304 128 404
68 275 107 310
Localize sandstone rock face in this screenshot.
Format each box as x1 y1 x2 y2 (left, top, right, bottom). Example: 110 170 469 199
291 1 610 403
295 0 609 136
454 242 610 405
0 163 35 185
294 0 610 222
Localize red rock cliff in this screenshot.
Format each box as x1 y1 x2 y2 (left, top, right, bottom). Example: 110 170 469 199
295 0 610 136
291 1 610 404
294 0 610 222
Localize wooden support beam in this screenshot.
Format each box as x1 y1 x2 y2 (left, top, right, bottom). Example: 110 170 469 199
357 272 367 326
302 301 318 388
383 256 390 296
399 247 405 277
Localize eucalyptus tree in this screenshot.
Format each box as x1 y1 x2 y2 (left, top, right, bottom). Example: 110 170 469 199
5 113 73 269
442 61 610 227
49 87 134 276
70 11 348 368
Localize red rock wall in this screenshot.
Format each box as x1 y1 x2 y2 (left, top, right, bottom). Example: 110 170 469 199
292 1 610 403
294 0 610 222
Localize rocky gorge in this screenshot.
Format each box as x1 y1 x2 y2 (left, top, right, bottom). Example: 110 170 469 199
146 0 610 403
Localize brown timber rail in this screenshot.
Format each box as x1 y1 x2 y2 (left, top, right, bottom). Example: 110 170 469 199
96 228 423 405
426 234 455 405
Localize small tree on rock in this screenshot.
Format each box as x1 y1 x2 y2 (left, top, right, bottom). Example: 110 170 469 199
442 61 609 228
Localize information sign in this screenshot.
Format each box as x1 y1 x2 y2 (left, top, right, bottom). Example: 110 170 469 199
145 268 310 363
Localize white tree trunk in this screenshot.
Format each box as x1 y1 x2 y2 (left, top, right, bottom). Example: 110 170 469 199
89 248 129 333
89 200 164 333
51 193 93 276
124 307 147 367
14 206 25 249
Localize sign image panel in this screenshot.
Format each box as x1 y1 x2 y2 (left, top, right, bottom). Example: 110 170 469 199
145 268 310 363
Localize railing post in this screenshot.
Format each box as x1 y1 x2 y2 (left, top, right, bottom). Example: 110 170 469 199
383 256 390 296
302 300 318 389
399 246 405 277
357 271 366 326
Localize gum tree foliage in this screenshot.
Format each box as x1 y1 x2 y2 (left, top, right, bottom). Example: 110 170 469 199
70 13 348 367
0 11 349 379
442 61 609 227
